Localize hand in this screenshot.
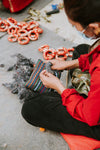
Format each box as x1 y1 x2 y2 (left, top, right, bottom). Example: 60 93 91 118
40 70 65 94
45 59 67 70
45 59 79 71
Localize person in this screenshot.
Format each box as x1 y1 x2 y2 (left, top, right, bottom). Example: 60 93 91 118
21 0 100 140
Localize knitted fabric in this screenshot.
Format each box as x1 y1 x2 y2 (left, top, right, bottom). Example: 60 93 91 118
25 59 61 93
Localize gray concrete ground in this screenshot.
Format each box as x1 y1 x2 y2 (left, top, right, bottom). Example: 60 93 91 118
0 1 75 150
1 1 100 150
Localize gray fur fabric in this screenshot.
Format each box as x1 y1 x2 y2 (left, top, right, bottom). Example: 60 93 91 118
3 53 39 103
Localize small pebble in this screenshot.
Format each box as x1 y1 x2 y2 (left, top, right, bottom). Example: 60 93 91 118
0 64 5 67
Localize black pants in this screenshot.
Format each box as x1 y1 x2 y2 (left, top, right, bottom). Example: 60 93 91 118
21 44 100 140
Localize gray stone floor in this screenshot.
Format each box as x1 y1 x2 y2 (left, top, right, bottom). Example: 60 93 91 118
0 1 75 149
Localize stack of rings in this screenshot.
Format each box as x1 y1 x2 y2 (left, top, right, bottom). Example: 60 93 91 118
38 45 74 60
0 17 43 45
38 45 56 60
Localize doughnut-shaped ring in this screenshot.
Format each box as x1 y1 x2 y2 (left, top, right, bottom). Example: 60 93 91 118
3 19 10 27
7 17 17 25
28 30 39 41
38 44 49 52
33 27 43 34
66 48 74 57
0 21 8 32
8 34 18 42
17 22 29 29
18 36 29 45
43 49 56 60
17 29 28 37
8 26 18 35
27 21 39 31
57 47 67 55
55 53 67 61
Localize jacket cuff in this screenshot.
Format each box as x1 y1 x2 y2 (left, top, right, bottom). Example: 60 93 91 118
78 54 90 72
61 88 78 99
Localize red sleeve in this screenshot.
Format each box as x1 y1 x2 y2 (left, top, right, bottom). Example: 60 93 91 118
61 67 100 126
78 54 90 72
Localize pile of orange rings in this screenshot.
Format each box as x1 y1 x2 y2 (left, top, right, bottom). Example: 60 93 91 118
0 17 43 45
38 45 74 60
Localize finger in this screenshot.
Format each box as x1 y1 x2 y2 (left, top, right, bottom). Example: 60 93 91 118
40 70 49 79
40 70 46 75
43 70 50 77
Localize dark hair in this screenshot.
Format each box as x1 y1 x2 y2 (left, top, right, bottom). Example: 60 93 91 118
64 0 100 27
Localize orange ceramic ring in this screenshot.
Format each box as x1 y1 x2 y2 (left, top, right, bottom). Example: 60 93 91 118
17 29 28 37
66 48 74 57
38 44 49 52
17 22 29 29
55 53 67 61
18 36 29 45
0 21 8 32
43 48 56 60
8 34 18 42
28 30 39 41
7 17 17 25
33 27 43 34
27 21 39 31
3 19 10 27
57 47 67 55
8 26 18 35
28 21 39 30
67 48 74 52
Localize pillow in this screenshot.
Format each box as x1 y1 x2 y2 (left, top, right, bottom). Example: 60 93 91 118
25 59 61 93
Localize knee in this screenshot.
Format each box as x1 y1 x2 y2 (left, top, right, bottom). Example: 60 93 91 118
21 102 30 121
21 101 41 126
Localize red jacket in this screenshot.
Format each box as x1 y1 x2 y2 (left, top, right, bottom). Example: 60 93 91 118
61 45 100 126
